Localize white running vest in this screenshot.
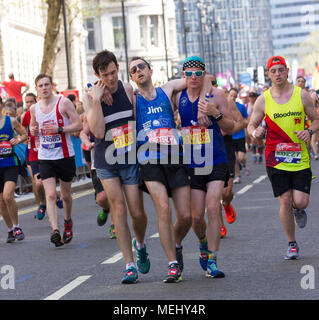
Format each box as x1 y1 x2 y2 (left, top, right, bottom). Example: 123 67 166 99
35 96 74 160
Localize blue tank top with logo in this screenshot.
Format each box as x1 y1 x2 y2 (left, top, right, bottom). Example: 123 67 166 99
0 116 18 168
136 87 181 163
178 89 227 167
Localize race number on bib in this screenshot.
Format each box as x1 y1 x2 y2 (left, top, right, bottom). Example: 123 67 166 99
146 128 178 145
275 143 301 163
41 133 62 150
0 141 12 157
180 125 211 145
111 123 133 150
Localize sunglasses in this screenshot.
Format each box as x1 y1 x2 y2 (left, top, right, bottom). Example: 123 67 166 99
184 70 204 78
130 63 147 75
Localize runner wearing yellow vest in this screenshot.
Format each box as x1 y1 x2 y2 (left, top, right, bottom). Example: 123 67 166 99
248 56 319 260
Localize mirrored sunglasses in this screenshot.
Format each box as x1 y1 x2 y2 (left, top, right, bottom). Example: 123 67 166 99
130 63 147 75
184 70 204 78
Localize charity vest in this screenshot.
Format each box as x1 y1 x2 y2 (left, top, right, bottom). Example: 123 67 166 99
0 116 18 168
264 86 309 171
135 87 181 163
94 80 135 170
36 96 74 160
178 89 227 167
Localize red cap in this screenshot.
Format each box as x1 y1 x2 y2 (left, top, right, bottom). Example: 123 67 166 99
267 56 287 70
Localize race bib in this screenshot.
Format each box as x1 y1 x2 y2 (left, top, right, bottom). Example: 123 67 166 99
111 123 133 150
0 141 12 156
180 125 211 145
41 129 62 150
275 143 301 163
146 128 178 145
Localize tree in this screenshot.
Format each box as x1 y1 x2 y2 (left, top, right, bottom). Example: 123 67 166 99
40 0 63 76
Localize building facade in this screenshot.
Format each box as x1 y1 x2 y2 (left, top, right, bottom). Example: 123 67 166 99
84 0 180 85
174 0 273 82
0 0 87 98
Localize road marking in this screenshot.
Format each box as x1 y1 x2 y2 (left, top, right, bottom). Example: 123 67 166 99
44 275 92 300
236 174 267 195
236 184 253 195
252 175 267 184
15 274 33 284
150 232 159 238
101 252 123 264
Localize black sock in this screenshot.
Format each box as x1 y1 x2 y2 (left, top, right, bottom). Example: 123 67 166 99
64 219 72 224
289 241 296 246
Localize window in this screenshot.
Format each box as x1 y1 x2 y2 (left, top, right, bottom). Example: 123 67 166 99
86 18 96 51
138 15 160 48
112 17 124 49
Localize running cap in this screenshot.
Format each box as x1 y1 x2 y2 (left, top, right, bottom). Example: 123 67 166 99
183 56 205 70
267 56 287 71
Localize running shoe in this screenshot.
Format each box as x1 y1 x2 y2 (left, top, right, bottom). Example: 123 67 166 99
63 219 73 244
245 167 251 176
293 208 307 228
312 174 316 179
56 196 63 209
176 246 184 272
206 259 225 278
284 242 299 260
199 245 209 271
36 204 46 220
315 155 319 160
220 225 227 239
121 266 138 284
14 227 25 241
109 224 116 239
163 263 182 283
97 208 109 226
253 156 257 163
50 229 64 247
258 155 263 163
132 238 150 274
233 177 241 184
7 230 15 243
223 203 236 224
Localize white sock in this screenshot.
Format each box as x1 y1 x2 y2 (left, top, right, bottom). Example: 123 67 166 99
13 224 19 229
169 260 178 266
135 241 144 250
126 262 136 270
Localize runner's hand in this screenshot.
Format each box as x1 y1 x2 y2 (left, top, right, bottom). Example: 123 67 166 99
198 99 219 118
294 130 311 144
102 89 113 106
43 125 59 135
30 123 39 137
91 80 106 102
252 127 265 139
9 137 20 146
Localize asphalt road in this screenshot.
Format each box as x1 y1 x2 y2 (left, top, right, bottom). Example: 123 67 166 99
1 153 319 305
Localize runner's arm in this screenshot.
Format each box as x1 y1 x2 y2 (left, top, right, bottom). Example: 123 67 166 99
83 81 106 139
62 98 83 134
294 90 319 143
228 98 247 134
29 104 39 137
80 114 95 150
10 117 27 145
247 95 266 139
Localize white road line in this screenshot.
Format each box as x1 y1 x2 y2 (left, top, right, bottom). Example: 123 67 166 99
44 275 92 300
150 232 159 238
236 184 253 195
252 175 267 184
101 252 123 264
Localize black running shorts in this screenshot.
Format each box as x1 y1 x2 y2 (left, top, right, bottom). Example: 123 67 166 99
39 156 76 182
223 135 235 179
233 138 246 153
188 162 229 192
266 166 312 197
139 163 190 197
0 166 19 193
91 169 104 195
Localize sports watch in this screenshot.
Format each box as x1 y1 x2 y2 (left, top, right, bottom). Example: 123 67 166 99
58 126 64 134
215 113 223 121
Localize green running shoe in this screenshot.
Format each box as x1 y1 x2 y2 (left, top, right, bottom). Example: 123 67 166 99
133 238 150 274
121 266 138 284
97 209 109 226
109 224 116 239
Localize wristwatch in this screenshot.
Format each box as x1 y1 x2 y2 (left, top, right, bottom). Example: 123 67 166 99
306 128 313 137
215 113 223 121
58 126 64 134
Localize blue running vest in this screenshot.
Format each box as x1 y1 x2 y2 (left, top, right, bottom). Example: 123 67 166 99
136 87 181 163
178 89 227 167
0 116 18 168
